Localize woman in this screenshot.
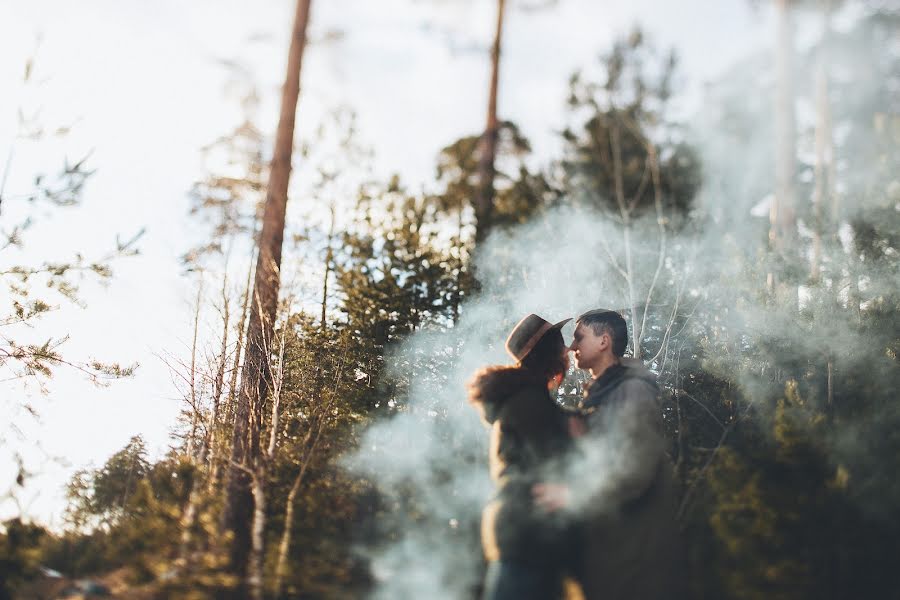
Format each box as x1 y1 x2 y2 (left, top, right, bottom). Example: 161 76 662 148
467 313 580 600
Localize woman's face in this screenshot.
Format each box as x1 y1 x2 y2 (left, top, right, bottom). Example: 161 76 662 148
548 338 569 386
559 341 570 373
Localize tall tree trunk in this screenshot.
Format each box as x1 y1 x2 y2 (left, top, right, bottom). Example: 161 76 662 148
811 0 834 282
187 277 203 457
210 271 231 450
273 360 342 598
213 249 255 496
177 273 232 568
452 209 464 325
623 225 641 359
222 0 313 585
609 120 641 358
321 204 335 331
247 332 287 600
272 473 302 599
223 250 256 435
273 426 322 599
248 473 267 600
205 271 232 494
474 0 506 245
770 0 798 292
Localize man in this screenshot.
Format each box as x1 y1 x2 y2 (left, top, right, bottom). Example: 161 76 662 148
535 309 687 600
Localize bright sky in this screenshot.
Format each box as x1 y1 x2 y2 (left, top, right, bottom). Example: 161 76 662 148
0 0 771 526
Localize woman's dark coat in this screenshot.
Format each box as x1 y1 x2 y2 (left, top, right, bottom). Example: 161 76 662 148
467 366 574 568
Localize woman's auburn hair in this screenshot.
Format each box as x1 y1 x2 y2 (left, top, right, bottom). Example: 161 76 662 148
518 329 566 382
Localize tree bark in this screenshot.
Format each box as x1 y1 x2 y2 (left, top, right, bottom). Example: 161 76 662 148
248 329 288 600
771 0 797 267
222 0 313 586
248 473 267 600
214 250 255 497
177 273 233 568
170 281 201 564
321 204 335 331
211 271 231 449
187 277 203 458
609 120 642 358
623 225 641 358
474 0 506 245
272 425 323 599
452 209 464 325
811 0 834 282
206 272 232 494
273 358 341 598
223 250 255 436
176 487 200 570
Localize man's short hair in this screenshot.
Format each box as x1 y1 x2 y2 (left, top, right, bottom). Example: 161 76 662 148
576 309 628 357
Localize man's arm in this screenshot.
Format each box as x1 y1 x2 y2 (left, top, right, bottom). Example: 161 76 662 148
590 380 665 507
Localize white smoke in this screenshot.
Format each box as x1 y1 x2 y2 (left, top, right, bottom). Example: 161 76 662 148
342 205 684 598
343 7 898 597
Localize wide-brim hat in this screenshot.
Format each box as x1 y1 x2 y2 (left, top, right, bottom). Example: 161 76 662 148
505 313 572 362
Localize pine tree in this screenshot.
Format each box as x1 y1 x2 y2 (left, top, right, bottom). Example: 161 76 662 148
222 0 314 588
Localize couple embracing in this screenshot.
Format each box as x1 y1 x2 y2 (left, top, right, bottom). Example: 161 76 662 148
467 310 687 600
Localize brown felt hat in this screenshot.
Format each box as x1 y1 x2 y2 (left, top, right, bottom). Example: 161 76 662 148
505 314 572 362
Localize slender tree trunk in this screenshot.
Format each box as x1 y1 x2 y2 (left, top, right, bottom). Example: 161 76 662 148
474 0 506 244
273 460 303 599
848 254 862 323
248 332 287 600
248 472 267 600
177 274 233 568
223 250 256 435
119 459 137 514
639 147 668 364
321 247 332 330
273 427 321 598
452 209 464 325
623 225 641 358
214 251 255 497
273 361 342 598
223 0 313 585
811 0 834 282
177 489 200 569
211 272 231 447
187 277 204 457
205 272 232 493
321 204 335 331
608 120 641 358
770 0 797 293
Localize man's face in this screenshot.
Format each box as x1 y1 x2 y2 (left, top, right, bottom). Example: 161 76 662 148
569 322 608 370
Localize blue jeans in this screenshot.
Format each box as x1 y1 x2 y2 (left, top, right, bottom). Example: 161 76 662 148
482 560 561 600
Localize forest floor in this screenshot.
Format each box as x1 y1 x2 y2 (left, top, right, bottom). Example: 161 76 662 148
14 567 158 600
